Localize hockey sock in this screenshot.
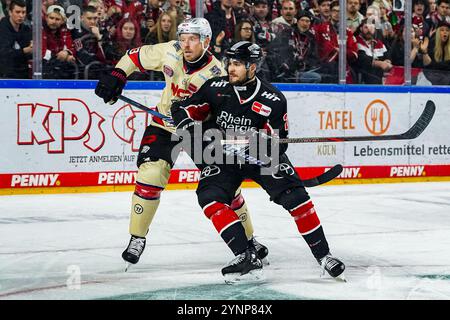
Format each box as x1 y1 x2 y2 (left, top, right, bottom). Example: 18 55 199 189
231 191 254 241
203 202 249 255
289 200 330 260
129 181 164 237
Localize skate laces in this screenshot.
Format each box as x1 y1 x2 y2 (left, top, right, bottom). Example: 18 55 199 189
320 254 339 272
228 252 247 267
128 237 145 256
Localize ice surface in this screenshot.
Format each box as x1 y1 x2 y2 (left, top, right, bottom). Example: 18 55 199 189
1 182 450 300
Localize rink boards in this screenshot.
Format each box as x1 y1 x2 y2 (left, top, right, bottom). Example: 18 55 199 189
1 80 450 194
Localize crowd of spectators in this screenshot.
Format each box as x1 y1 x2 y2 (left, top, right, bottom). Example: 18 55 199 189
0 0 449 84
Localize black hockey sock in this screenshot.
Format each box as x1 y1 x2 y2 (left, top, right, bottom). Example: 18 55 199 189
220 222 249 256
302 226 330 260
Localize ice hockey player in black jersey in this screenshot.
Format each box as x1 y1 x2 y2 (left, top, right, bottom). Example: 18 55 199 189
171 41 345 283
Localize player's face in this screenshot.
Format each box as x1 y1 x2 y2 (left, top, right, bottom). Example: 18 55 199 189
227 59 252 84
179 33 207 62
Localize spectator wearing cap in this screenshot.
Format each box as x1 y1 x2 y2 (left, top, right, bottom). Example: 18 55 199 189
355 18 392 84
42 4 78 79
250 0 276 81
314 0 358 83
346 0 364 33
412 0 431 53
251 0 276 50
292 10 321 83
0 0 32 78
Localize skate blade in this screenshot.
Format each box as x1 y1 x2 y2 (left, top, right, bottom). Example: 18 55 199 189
223 268 265 285
319 270 347 282
335 273 347 282
124 262 131 272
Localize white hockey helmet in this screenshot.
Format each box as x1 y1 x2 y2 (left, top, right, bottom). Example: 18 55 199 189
177 18 212 42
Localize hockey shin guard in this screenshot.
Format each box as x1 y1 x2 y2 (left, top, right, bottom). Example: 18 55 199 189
231 190 254 241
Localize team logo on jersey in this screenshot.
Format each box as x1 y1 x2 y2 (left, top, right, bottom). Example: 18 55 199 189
173 41 181 51
251 101 272 117
209 65 222 76
163 65 174 77
200 165 221 180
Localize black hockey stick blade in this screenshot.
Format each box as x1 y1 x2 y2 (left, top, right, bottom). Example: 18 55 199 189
302 164 343 188
398 100 436 140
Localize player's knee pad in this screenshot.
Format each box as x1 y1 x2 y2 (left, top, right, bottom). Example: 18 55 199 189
134 160 171 199
202 201 241 234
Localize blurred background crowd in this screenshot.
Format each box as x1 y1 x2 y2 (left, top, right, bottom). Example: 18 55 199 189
0 0 449 84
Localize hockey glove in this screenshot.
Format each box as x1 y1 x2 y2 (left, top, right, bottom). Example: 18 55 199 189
95 68 127 104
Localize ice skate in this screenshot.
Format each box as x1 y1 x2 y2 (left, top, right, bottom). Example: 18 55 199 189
222 247 264 284
318 252 346 282
249 237 269 266
122 235 146 272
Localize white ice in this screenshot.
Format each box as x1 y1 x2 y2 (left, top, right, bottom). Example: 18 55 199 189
1 182 450 300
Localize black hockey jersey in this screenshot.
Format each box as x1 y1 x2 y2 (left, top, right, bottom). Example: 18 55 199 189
171 76 289 155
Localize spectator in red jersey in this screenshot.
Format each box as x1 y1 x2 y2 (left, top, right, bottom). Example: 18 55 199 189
314 0 358 83
42 5 78 79
105 0 144 24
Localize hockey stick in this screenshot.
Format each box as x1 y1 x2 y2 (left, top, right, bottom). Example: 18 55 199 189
118 94 175 125
117 94 341 187
222 100 436 145
302 164 342 187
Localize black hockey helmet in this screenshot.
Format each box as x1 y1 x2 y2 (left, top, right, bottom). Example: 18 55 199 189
225 41 262 67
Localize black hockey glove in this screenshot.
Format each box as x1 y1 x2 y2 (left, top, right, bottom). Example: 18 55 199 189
95 68 127 104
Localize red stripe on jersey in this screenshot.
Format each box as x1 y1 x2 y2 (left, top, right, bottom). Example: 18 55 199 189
230 192 245 210
289 200 321 235
127 47 146 72
184 103 210 121
134 182 164 200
